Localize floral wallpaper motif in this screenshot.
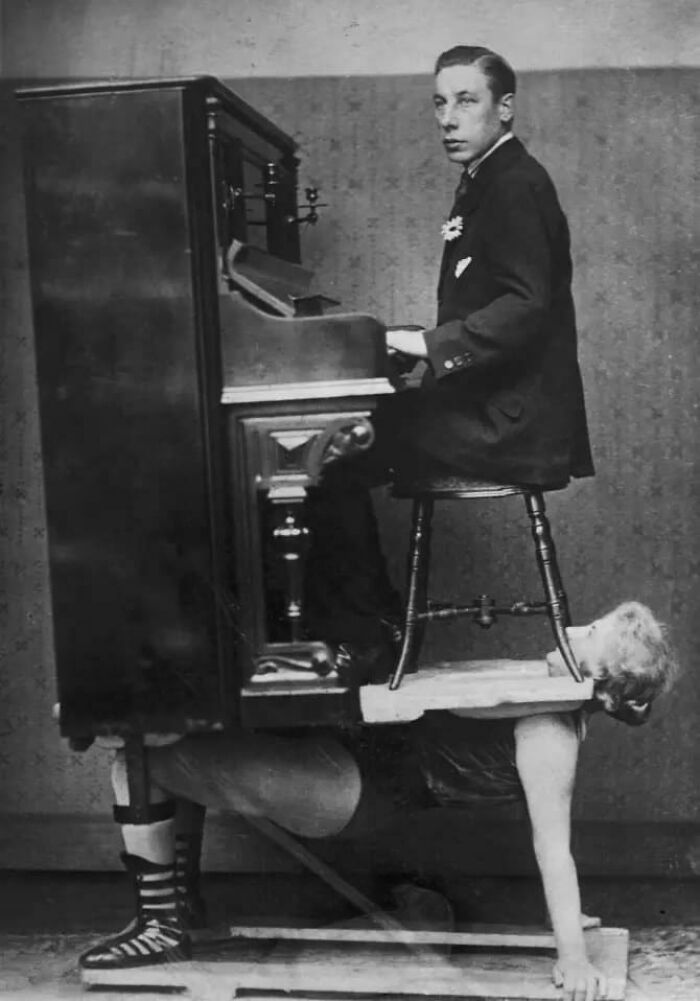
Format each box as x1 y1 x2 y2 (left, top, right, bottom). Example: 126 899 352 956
0 70 699 855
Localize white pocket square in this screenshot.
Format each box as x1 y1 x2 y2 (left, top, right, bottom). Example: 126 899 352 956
455 256 472 278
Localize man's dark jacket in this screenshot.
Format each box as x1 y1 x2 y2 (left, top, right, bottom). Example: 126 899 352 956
394 135 594 487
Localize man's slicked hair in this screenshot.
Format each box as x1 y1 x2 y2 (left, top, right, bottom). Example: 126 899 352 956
434 46 516 100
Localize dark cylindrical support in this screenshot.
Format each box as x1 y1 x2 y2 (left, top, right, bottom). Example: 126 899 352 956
272 506 311 642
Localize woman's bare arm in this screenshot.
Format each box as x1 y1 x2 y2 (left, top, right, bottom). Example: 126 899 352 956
514 713 608 1001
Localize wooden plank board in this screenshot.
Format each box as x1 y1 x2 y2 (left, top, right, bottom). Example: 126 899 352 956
82 926 628 1000
360 660 593 723
220 923 563 948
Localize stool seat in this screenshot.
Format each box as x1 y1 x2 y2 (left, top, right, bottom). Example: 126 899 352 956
393 476 526 499
392 475 569 500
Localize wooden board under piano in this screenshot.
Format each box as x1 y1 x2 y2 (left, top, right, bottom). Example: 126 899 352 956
360 659 593 723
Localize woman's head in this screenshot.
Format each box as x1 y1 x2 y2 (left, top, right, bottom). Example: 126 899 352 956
547 602 678 725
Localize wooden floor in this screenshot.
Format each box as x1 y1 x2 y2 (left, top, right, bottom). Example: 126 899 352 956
0 874 698 1000
2 927 699 1000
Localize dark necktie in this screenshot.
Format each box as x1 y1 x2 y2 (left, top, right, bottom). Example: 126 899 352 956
454 169 472 203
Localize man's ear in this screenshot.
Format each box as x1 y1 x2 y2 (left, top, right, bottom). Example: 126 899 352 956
499 93 514 126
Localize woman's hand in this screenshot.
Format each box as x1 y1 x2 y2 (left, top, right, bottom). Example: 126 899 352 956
553 957 608 1001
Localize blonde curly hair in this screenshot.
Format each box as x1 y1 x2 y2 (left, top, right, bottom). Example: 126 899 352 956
592 601 678 726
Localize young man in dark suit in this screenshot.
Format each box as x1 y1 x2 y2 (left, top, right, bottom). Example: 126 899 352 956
305 46 594 677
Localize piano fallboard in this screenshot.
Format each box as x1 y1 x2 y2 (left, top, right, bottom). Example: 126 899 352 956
220 290 392 389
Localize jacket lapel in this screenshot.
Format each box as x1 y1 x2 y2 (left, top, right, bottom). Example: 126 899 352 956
437 137 526 297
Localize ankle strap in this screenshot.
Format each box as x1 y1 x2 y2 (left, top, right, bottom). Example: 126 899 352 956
113 800 176 825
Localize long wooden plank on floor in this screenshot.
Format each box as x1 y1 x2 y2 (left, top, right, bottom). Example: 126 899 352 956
222 922 562 948
82 927 629 1000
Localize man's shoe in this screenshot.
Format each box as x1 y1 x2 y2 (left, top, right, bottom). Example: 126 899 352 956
329 884 455 935
335 640 394 686
333 616 408 687
388 883 455 932
380 616 404 650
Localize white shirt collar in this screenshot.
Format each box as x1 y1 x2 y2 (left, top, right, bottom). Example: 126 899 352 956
467 131 514 178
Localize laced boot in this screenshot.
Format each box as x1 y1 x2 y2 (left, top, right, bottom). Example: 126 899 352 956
175 831 208 931
79 853 191 969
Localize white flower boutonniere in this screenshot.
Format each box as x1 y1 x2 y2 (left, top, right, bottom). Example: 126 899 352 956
441 215 463 242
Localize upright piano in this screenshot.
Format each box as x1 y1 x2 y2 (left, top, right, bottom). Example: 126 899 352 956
18 76 395 747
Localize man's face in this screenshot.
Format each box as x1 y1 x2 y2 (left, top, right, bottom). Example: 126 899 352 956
433 63 513 165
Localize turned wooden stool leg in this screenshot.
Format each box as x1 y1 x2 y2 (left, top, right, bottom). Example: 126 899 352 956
524 491 583 683
390 496 434 690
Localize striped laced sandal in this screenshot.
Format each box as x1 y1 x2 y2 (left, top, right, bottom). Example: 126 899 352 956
175 831 208 932
79 853 191 969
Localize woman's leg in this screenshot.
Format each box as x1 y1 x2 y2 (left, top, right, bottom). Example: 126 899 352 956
149 730 363 840
79 750 189 970
81 727 397 971
110 749 176 862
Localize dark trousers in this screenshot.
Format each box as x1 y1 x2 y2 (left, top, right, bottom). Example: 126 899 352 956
302 393 454 646
303 482 400 645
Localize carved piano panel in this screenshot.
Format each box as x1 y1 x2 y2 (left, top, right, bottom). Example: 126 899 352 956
219 244 395 726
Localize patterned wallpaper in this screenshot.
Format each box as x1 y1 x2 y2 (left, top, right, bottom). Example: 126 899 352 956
0 70 698 845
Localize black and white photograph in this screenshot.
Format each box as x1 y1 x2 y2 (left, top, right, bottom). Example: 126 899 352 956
0 2 698 999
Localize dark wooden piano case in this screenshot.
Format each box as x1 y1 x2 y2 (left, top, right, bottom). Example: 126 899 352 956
18 77 302 741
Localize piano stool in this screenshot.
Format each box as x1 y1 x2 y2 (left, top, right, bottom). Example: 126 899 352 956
389 477 584 691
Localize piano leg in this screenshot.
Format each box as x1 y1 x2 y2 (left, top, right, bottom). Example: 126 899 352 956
253 486 336 677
